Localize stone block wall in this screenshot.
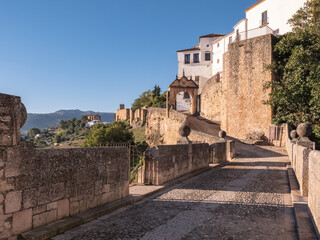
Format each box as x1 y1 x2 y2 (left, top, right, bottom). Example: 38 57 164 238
146 108 187 146
144 143 209 185
0 92 130 239
116 109 130 121
286 137 320 234
308 150 320 234
287 140 311 197
221 34 273 140
115 107 147 126
0 144 129 238
200 80 222 123
0 94 26 147
146 108 219 147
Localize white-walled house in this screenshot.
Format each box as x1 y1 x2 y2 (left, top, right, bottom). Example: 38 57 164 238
177 34 224 93
245 0 307 35
210 0 307 77
176 0 307 112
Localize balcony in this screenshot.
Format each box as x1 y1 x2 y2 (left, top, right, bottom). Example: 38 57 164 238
233 25 274 42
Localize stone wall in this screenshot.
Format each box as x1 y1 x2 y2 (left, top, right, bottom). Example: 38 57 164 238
145 108 187 146
115 109 130 121
144 143 209 185
201 34 272 140
200 80 222 123
0 93 130 239
0 143 129 239
145 108 219 147
0 93 26 147
308 150 320 235
286 137 320 234
115 107 147 126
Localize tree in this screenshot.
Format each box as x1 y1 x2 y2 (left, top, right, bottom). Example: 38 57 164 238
265 0 320 126
81 115 88 123
152 91 167 108
27 128 41 138
82 121 134 147
152 85 161 99
54 134 62 143
132 86 167 110
132 90 152 110
265 0 320 146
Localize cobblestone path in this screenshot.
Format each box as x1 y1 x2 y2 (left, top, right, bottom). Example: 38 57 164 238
52 143 297 240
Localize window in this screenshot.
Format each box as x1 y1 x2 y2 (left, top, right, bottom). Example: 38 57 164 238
206 44 209 47
205 53 211 61
229 36 232 43
193 53 199 63
217 59 220 64
184 54 190 64
217 43 220 48
262 11 268 25
183 92 190 99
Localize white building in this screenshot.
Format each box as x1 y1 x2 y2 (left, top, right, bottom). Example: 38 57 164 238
177 0 308 89
211 0 307 77
177 34 224 93
86 120 102 128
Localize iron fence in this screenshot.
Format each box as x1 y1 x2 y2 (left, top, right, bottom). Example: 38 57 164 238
100 142 147 184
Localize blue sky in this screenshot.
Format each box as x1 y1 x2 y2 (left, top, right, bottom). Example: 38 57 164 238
0 0 257 113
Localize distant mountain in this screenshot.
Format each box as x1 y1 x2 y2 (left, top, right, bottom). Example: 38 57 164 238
21 109 114 133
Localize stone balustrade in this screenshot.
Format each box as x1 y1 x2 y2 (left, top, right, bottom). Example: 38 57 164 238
286 123 320 235
0 93 130 239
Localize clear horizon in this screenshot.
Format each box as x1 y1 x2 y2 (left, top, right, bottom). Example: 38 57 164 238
1 0 258 113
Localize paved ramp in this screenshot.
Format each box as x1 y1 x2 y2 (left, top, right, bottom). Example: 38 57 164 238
52 143 299 240
186 114 221 137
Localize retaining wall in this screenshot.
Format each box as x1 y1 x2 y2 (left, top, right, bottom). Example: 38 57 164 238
0 143 129 239
0 92 130 239
146 108 219 147
144 143 209 185
286 137 320 234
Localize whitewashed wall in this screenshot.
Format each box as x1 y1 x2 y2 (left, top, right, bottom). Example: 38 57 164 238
176 92 192 111
177 36 220 93
246 0 307 34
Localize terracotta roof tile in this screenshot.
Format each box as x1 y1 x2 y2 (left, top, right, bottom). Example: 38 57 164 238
176 47 200 53
199 33 225 38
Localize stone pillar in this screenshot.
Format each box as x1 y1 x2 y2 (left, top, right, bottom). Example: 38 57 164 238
226 140 236 160
129 109 134 126
190 94 197 115
166 91 170 118
141 109 147 124
215 131 227 163
0 93 27 146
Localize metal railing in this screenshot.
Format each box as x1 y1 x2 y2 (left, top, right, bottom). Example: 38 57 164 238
233 25 274 43
99 142 130 148
100 142 147 184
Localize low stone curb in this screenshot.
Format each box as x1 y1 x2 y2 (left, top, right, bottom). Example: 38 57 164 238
20 166 214 240
286 166 318 240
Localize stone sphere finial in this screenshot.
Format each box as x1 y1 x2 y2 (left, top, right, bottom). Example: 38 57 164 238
297 123 312 138
290 130 298 139
179 125 191 137
219 130 226 139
